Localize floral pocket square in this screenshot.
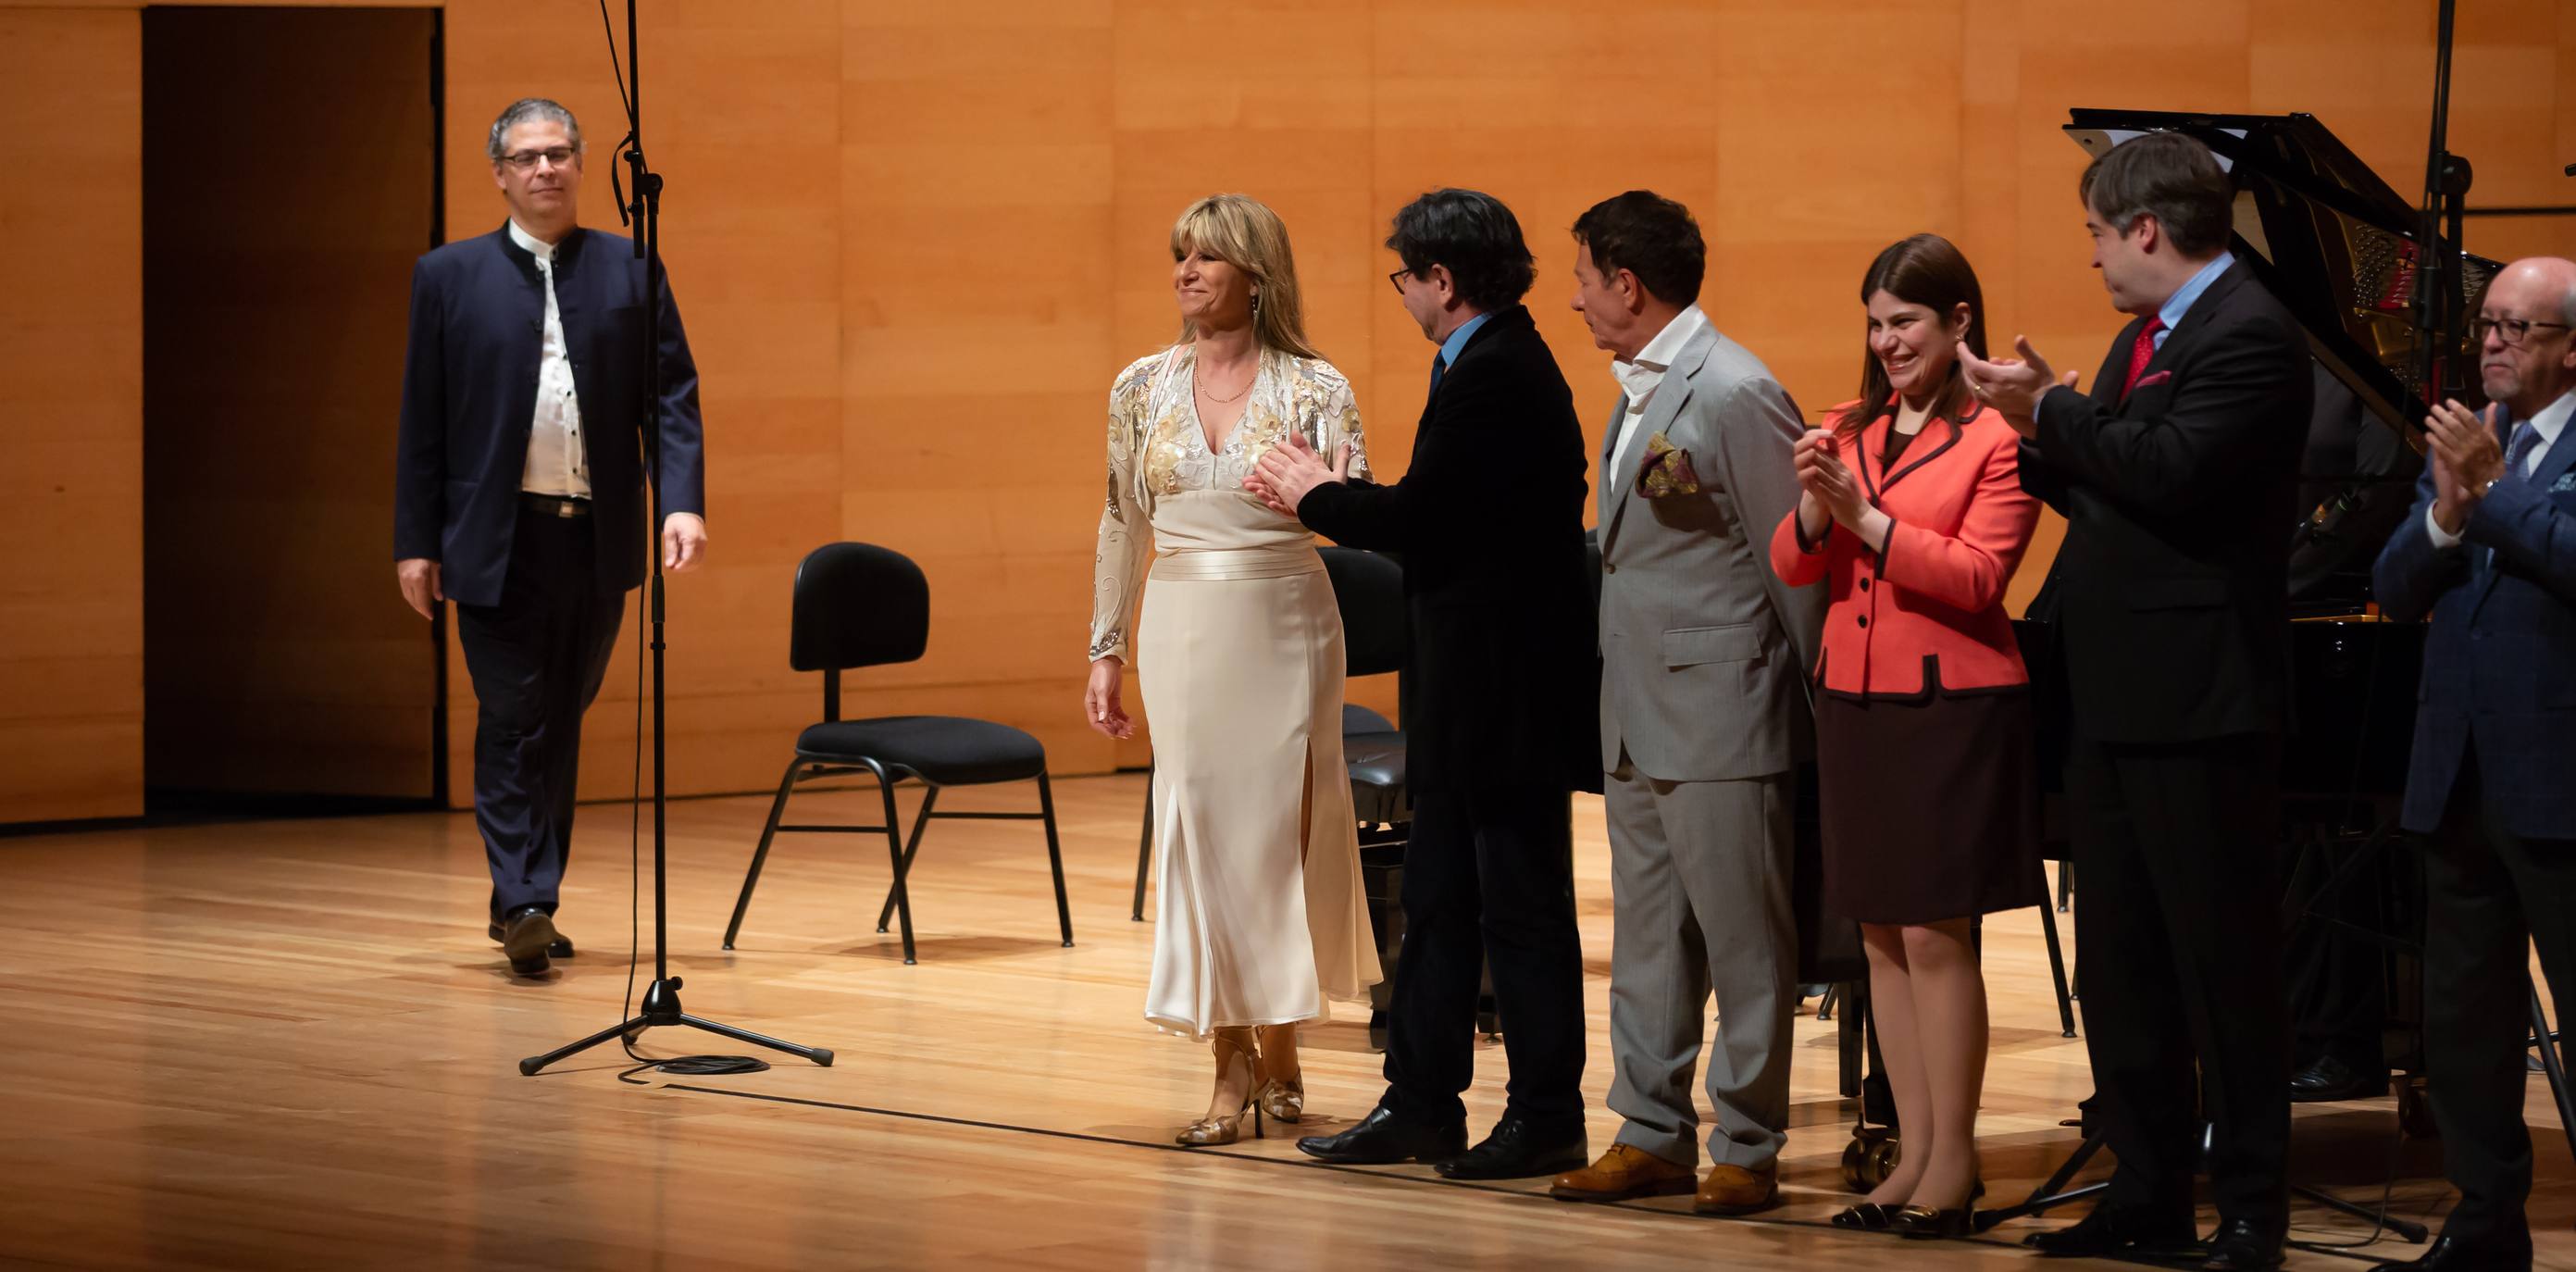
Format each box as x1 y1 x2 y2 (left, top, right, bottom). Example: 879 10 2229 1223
1638 431 1701 498
2554 471 2576 493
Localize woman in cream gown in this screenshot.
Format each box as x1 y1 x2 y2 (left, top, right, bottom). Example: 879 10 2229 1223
1085 194 1380 1146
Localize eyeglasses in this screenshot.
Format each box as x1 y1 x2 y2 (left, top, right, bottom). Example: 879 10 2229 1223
499 146 577 171
1388 268 1415 295
2470 315 2573 346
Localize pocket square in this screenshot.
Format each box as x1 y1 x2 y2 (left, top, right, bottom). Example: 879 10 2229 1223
2553 471 2576 493
1638 431 1700 497
2133 370 2173 390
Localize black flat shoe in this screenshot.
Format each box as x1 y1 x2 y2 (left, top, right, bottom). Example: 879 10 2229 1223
1433 1115 1588 1180
489 916 574 959
2202 1216 2287 1271
2288 1054 2385 1102
1894 1204 1973 1239
1294 1104 1468 1166
1830 1203 1896 1231
2364 1233 2535 1271
2024 1203 2197 1257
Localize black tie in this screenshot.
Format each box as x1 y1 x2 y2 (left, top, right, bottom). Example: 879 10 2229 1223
1430 349 1448 395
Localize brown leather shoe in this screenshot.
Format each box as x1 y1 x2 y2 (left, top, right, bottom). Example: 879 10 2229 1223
1693 1161 1780 1216
1549 1143 1696 1203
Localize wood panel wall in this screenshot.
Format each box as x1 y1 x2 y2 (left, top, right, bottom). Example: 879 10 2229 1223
0 8 143 823
3 0 2572 821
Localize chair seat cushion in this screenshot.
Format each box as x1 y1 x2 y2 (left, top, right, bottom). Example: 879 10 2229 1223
1343 729 1407 822
797 715 1046 786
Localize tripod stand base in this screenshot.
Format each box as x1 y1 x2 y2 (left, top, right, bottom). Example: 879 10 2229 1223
518 977 833 1076
2289 1184 2428 1244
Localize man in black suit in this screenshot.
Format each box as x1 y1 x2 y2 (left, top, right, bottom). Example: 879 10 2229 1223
394 98 707 978
1960 131 2310 1271
1250 189 1599 1179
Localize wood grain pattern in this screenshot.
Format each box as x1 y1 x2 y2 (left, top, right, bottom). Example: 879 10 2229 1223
0 8 143 823
0 775 2563 1269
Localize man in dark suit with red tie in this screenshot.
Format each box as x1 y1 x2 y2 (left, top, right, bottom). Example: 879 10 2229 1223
394 98 708 978
1960 131 2310 1271
2367 256 2576 1272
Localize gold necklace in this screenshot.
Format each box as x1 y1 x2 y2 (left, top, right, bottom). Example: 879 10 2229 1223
1195 355 1256 404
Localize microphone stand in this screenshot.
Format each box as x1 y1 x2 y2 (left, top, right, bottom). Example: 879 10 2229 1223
520 0 829 1077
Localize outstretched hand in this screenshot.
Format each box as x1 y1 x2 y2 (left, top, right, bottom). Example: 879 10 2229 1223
1244 431 1350 518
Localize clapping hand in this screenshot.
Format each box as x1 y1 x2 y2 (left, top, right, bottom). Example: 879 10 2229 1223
2423 400 2504 534
1958 335 2079 437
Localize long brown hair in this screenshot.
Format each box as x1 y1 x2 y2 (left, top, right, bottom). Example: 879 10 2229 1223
1169 193 1324 361
1838 233 1987 439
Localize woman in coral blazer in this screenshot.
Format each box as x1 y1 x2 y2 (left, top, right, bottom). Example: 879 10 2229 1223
1768 234 2044 1240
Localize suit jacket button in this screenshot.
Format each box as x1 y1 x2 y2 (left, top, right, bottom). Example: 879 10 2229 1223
1859 577 1871 592
1857 615 1868 628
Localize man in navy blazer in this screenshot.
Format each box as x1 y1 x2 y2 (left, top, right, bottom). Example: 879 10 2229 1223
394 98 707 977
2368 256 2576 1272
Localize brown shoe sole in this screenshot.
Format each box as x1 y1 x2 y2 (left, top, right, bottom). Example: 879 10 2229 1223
1549 1176 1697 1203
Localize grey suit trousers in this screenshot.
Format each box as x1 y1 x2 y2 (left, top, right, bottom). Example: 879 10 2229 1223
1603 752 1796 1169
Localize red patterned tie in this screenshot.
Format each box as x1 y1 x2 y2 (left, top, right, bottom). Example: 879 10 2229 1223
2119 317 2167 401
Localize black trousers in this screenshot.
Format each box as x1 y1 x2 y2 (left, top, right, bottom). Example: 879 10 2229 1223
1380 783 1586 1129
2421 746 2576 1256
454 503 627 921
2065 733 2290 1225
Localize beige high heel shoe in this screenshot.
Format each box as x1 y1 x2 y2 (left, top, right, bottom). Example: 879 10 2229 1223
1252 1074 1303 1124
1176 1032 1263 1147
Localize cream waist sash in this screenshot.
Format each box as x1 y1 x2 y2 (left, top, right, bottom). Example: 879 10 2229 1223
1148 542 1324 582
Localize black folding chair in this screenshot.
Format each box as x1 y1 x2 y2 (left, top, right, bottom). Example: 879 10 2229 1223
723 542 1071 965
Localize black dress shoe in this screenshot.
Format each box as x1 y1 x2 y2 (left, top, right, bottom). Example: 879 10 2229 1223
1432 1115 1588 1180
498 906 561 976
2203 1216 2287 1271
2289 1054 2386 1102
1294 1104 1468 1166
2024 1203 2197 1257
488 917 575 960
2364 1234 2534 1272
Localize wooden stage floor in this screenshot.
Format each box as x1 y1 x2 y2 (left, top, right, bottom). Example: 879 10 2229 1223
2 772 2566 1269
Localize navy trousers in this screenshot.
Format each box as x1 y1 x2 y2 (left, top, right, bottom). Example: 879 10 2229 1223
454 500 627 921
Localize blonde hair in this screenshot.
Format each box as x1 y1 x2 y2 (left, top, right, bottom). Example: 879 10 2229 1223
1170 193 1323 360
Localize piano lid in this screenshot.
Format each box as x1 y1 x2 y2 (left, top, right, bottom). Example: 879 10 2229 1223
2064 109 2502 435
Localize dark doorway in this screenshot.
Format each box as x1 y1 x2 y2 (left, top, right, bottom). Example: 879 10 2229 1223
142 6 443 813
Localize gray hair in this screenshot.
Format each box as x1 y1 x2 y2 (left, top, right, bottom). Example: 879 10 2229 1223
487 98 581 162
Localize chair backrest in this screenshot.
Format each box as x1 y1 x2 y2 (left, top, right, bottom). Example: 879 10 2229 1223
790 542 929 674
1320 547 1406 678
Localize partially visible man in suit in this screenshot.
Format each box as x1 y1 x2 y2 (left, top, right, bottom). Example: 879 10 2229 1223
2367 256 2576 1272
395 97 707 978
1250 189 1599 1180
1960 131 2310 1271
1542 191 1820 1216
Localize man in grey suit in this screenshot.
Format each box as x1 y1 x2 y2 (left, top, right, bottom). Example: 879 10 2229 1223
1547 191 1823 1215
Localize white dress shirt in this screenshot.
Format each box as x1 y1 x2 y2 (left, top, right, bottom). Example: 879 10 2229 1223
1606 304 1711 481
2425 387 2571 549
509 219 591 499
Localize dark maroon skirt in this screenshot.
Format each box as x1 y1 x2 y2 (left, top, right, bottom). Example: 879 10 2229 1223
1815 689 2047 926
